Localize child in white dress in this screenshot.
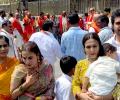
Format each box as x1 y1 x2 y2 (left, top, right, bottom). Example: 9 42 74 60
82 43 120 100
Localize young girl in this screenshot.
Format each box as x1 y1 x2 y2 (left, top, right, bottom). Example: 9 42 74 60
10 41 55 100
82 43 120 100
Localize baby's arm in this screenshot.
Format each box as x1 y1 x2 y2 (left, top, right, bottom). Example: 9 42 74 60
82 76 89 93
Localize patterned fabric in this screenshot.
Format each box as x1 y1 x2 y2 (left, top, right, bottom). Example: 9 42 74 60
72 59 89 95
0 57 19 100
11 60 55 100
113 84 120 100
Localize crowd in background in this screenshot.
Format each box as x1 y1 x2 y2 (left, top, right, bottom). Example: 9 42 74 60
0 6 120 100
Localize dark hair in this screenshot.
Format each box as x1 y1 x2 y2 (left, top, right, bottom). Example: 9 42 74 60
82 32 105 56
67 13 79 24
103 43 116 54
40 12 44 16
21 41 43 62
97 15 109 25
2 20 11 28
42 20 53 31
0 9 4 15
9 13 14 17
0 35 9 45
104 8 111 13
85 13 88 17
60 56 77 74
111 9 120 25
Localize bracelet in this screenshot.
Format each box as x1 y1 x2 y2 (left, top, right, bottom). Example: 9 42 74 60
35 96 41 100
19 85 25 93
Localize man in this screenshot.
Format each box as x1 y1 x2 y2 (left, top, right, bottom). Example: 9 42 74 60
29 20 62 67
61 13 87 61
58 11 68 34
86 7 95 30
97 15 113 43
104 8 112 28
88 13 100 33
9 13 25 42
106 9 120 61
23 12 35 41
0 20 23 58
37 12 46 30
0 9 6 27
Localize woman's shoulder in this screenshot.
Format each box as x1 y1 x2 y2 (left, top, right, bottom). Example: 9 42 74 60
7 57 19 65
14 64 27 73
76 59 89 69
12 64 27 78
77 59 88 65
2 57 19 70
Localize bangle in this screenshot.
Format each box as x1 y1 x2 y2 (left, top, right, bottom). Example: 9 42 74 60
35 96 41 100
19 85 25 93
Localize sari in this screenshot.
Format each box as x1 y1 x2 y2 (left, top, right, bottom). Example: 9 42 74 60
0 57 19 100
11 60 55 100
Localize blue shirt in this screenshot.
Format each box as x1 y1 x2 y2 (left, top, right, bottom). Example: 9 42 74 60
98 26 113 43
61 27 87 61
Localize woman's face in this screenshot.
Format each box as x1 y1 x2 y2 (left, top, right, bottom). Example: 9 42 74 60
21 51 39 69
0 38 9 58
84 38 100 60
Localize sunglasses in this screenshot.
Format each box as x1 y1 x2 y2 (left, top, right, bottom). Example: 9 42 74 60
0 44 8 49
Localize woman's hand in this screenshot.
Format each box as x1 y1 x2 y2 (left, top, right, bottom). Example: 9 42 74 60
25 74 37 87
75 93 94 100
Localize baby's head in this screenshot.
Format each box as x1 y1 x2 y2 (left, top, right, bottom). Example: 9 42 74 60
103 43 117 60
60 56 77 76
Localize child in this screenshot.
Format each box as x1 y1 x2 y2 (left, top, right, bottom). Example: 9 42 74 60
82 43 120 100
54 56 77 100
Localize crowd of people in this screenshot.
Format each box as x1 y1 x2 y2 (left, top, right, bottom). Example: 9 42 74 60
0 6 120 100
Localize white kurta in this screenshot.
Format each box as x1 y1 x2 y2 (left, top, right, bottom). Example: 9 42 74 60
55 74 75 100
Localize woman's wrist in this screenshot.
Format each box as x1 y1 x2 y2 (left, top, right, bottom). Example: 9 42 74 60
18 82 30 93
19 85 25 93
35 96 41 100
23 81 31 88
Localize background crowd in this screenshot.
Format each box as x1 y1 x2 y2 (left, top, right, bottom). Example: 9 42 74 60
0 6 120 100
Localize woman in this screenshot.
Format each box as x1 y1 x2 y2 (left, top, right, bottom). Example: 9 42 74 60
10 41 55 100
72 32 113 100
0 35 19 100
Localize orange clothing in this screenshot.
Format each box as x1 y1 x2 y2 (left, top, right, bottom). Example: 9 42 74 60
91 22 100 33
23 16 34 42
87 14 94 22
0 57 19 100
85 14 94 30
